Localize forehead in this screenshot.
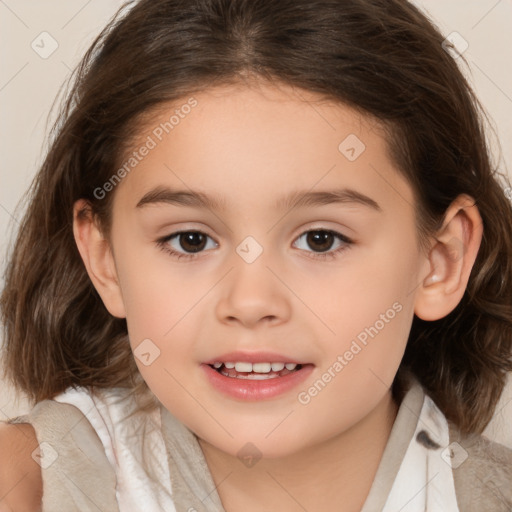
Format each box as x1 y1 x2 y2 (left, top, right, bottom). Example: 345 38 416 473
112 81 413 215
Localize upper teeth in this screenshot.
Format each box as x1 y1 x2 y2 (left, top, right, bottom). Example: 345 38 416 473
213 362 298 373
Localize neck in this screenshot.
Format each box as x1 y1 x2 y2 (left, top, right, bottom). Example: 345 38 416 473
199 389 399 512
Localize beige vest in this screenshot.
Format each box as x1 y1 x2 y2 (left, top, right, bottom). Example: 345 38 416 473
8 379 512 511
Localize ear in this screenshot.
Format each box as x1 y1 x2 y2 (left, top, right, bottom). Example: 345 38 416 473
72 199 126 318
414 194 483 321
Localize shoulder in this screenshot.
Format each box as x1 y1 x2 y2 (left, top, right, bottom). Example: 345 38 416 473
0 421 42 511
2 396 120 512
448 422 512 511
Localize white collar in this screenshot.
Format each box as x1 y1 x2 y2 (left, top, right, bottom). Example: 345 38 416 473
53 377 460 511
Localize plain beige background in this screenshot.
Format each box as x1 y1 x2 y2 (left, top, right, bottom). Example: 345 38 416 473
0 0 511 449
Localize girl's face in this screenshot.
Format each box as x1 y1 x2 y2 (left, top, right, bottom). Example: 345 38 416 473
108 81 428 458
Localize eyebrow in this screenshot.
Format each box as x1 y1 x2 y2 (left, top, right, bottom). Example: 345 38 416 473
136 186 381 212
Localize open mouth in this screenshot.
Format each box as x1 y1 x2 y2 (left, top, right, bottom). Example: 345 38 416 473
202 358 315 400
208 361 304 380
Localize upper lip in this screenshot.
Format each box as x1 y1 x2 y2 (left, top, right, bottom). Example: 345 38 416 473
203 351 309 365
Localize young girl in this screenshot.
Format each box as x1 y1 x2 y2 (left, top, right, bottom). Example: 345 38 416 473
1 0 511 510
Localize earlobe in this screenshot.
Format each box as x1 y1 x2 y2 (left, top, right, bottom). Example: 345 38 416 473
414 194 483 321
72 199 126 318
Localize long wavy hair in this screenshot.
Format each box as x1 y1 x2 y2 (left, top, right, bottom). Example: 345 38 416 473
1 0 511 435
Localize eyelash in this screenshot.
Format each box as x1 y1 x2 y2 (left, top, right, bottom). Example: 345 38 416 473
156 229 353 261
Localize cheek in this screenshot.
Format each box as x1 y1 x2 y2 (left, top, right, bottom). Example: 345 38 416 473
114 242 204 337
289 267 416 448
113 244 218 397
297 229 419 343
293 229 420 404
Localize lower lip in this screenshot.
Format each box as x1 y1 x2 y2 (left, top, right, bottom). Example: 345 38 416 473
201 363 314 401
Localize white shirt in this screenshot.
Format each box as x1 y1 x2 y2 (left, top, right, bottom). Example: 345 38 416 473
51 378 460 511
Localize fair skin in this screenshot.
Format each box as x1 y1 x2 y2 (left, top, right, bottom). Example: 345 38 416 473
0 423 42 511
0 80 482 511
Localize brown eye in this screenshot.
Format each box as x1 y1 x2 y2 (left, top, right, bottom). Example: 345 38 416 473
159 231 218 258
293 229 353 260
305 231 335 252
177 232 208 253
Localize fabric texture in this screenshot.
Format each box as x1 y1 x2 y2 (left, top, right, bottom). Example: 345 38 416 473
449 423 512 511
361 383 461 511
8 399 118 511
7 377 512 511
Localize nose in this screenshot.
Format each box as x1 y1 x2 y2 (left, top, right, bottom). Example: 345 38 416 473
215 259 292 329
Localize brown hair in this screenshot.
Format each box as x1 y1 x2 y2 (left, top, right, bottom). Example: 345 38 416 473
1 0 511 434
